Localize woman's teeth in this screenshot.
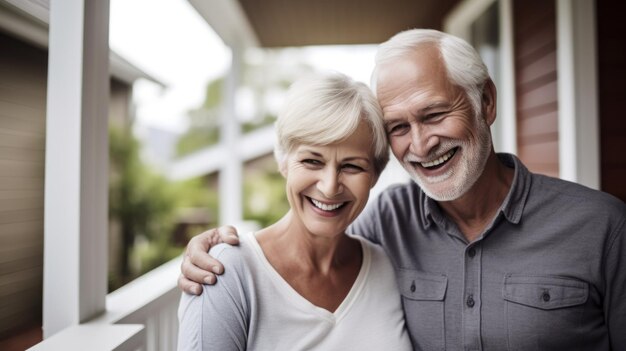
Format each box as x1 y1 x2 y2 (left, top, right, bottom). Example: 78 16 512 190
421 148 456 168
311 199 344 211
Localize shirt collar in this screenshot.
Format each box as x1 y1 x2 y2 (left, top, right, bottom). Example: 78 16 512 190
421 153 531 227
497 153 531 224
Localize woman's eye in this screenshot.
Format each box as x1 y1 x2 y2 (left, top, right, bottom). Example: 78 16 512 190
302 159 322 166
342 164 364 172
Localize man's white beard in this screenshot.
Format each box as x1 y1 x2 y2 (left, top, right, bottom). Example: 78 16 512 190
404 118 492 202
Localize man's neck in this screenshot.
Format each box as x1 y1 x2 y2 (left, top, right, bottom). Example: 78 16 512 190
438 152 514 242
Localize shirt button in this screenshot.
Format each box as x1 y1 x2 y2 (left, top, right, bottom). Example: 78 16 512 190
410 281 416 293
542 291 551 302
466 294 475 308
468 247 476 258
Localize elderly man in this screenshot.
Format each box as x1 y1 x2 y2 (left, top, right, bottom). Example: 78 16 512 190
178 29 626 350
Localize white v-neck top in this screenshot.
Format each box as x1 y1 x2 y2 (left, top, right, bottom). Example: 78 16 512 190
178 232 411 351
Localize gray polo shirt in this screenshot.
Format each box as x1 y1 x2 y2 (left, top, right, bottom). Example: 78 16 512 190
350 153 626 351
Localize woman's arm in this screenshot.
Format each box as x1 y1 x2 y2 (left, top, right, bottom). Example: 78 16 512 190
177 244 250 351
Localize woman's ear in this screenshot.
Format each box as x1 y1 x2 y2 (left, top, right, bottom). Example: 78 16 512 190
370 169 380 189
278 160 288 178
482 79 497 126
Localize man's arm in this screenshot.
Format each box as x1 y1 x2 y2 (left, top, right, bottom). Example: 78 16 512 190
605 216 626 349
178 225 240 295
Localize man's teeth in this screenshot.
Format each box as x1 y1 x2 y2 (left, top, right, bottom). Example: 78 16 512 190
311 199 344 211
421 149 455 168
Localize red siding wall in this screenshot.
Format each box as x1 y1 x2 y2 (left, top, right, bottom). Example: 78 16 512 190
513 0 559 177
597 0 626 202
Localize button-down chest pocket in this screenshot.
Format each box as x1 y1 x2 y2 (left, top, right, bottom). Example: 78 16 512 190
398 269 447 351
503 275 589 350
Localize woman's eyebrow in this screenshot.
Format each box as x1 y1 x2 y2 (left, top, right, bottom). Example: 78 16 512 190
296 149 323 157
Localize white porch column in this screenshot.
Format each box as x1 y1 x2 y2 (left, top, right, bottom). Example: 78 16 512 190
219 44 243 225
43 0 110 338
557 0 600 188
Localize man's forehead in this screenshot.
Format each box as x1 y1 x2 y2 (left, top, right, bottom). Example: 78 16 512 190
377 57 448 99
377 50 445 85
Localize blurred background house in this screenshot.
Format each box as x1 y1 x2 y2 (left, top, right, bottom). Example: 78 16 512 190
0 0 624 350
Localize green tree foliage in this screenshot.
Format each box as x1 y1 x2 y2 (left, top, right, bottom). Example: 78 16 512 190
243 156 289 228
173 49 317 233
108 125 216 291
175 78 224 157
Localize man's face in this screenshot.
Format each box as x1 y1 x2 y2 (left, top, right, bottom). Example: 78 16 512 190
376 46 492 201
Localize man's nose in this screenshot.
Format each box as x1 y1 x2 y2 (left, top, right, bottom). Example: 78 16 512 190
409 125 438 157
317 168 343 198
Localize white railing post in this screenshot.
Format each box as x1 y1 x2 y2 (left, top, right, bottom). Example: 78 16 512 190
219 43 243 225
43 0 110 338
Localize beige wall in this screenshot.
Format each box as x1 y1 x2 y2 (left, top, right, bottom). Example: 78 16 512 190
0 30 134 339
109 79 132 128
0 30 47 337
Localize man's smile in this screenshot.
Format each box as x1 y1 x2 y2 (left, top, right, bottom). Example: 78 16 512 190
410 147 458 170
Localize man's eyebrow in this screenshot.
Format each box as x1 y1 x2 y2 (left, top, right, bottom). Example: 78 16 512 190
420 101 449 112
382 101 451 126
383 117 404 127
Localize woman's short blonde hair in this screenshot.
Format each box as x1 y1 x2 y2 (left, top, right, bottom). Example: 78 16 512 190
274 71 389 175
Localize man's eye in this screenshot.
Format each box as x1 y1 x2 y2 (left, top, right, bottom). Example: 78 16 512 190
425 112 446 121
387 123 410 136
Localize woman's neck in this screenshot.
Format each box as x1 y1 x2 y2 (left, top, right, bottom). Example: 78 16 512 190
255 212 363 312
255 212 356 275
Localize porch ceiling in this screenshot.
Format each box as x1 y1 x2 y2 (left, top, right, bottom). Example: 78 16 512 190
237 0 460 47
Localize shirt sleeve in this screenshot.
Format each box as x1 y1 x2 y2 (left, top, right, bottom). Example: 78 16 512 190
177 245 250 351
605 214 626 349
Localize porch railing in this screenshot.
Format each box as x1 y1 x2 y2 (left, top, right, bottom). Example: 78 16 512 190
29 256 183 351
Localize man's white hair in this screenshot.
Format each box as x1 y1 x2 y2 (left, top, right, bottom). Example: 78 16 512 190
371 29 490 117
274 71 389 175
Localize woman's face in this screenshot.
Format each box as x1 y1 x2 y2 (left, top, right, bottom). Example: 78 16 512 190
283 122 378 238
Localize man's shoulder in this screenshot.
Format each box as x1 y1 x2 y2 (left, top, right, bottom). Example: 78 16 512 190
532 173 626 217
376 180 421 203
360 180 424 225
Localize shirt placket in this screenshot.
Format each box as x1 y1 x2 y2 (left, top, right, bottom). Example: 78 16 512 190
463 243 482 350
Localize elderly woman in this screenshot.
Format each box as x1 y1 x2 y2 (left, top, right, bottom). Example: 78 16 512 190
177 72 410 350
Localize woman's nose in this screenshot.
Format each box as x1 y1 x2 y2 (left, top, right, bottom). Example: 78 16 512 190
317 168 343 198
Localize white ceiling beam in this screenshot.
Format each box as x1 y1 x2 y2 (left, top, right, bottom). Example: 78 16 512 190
187 0 259 48
167 125 276 180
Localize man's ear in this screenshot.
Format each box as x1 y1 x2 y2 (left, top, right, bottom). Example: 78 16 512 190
482 78 497 126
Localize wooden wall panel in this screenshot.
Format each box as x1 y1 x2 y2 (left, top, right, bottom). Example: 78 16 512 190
513 0 559 176
0 31 47 339
597 0 626 202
